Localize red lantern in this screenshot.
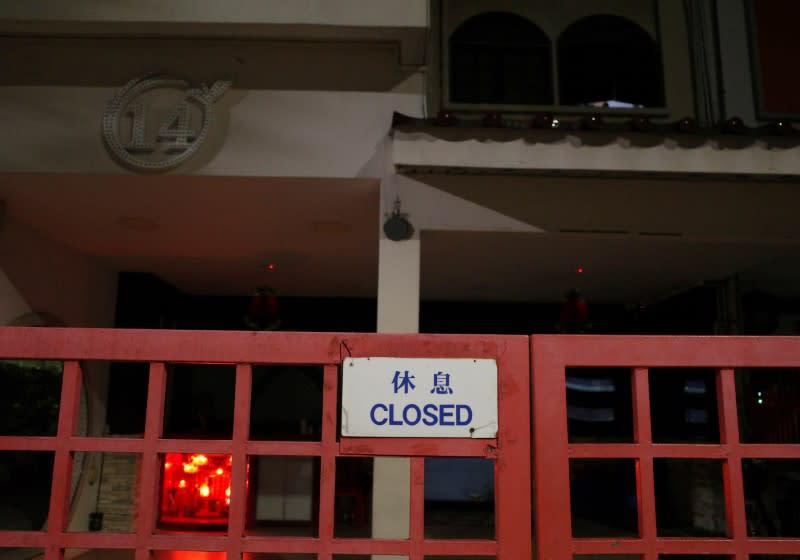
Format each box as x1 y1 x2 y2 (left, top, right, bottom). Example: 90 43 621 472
531 114 554 129
723 116 745 134
581 115 604 130
771 121 793 135
675 116 698 133
244 286 281 330
436 110 458 127
630 116 652 132
481 112 503 128
558 289 590 333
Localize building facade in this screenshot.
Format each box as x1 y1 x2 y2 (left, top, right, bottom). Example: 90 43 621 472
1 0 800 556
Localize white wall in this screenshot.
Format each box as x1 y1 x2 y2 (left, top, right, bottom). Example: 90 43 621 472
0 216 117 440
0 87 423 177
0 216 117 448
0 218 117 328
0 268 30 325
0 217 118 530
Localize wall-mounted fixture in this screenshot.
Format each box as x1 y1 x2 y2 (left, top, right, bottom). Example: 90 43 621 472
383 197 414 241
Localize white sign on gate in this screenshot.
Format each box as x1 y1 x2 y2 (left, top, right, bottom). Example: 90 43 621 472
341 357 498 438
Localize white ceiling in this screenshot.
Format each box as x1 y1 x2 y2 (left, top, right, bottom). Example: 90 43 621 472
421 230 800 303
0 173 381 297
3 172 800 303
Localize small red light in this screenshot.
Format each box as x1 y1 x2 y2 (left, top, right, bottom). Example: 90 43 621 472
576 267 585 274
265 262 276 271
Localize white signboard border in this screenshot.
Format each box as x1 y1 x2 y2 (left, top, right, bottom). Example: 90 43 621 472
340 357 498 439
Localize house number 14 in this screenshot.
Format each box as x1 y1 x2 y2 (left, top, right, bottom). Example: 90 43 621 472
102 75 231 172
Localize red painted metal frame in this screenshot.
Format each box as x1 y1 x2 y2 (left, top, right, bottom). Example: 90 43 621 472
0 327 531 560
532 334 800 560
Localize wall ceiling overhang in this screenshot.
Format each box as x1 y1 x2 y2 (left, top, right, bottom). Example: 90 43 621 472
0 173 381 298
3 172 800 304
390 111 800 301
0 28 424 92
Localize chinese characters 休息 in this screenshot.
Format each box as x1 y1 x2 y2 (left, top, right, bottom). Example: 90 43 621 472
391 370 454 395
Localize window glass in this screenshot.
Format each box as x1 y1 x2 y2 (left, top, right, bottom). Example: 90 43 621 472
450 12 553 105
557 15 665 108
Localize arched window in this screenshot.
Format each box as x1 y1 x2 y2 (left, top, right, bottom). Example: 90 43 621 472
449 12 553 105
557 15 665 107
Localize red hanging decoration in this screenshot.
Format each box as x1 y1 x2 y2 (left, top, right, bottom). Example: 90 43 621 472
771 121 792 135
481 112 503 128
723 116 745 134
244 286 281 330
436 110 458 127
558 288 591 333
675 116 698 133
581 115 604 130
531 113 554 129
630 116 652 132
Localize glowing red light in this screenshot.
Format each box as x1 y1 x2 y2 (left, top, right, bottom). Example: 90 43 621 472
576 267 585 274
265 262 276 271
192 454 209 466
160 453 232 528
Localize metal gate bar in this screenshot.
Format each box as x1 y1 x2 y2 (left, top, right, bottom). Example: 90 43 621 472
0 327 531 560
532 335 800 560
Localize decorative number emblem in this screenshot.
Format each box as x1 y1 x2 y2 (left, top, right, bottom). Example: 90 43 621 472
102 75 231 171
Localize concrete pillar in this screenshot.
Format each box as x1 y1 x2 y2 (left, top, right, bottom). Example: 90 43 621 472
377 238 420 334
373 233 420 558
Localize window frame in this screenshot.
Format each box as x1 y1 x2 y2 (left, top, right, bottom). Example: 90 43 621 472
745 0 800 121
435 0 677 118
447 11 555 106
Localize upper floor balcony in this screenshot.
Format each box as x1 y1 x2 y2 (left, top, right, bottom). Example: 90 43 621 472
394 0 800 179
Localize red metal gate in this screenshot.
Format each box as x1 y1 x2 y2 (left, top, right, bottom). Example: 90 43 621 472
533 335 800 560
0 328 531 560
